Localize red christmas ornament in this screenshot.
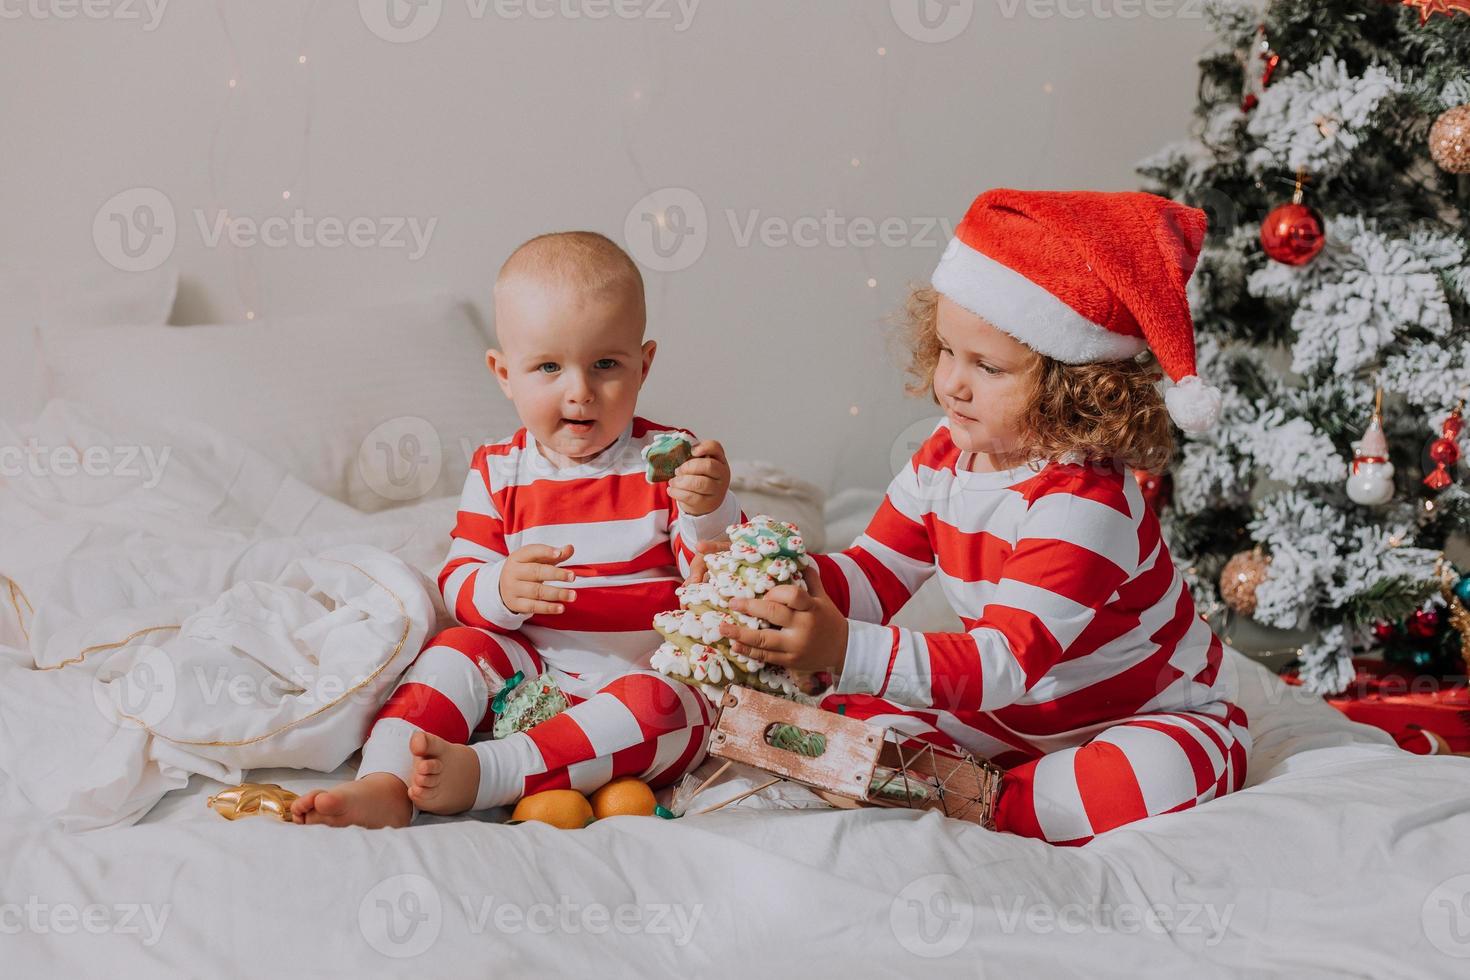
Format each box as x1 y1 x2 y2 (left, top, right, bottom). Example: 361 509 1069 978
1133 469 1172 514
1261 169 1324 265
1371 620 1397 643
1423 402 1464 491
1260 199 1325 265
1406 607 1442 640
1239 24 1279 113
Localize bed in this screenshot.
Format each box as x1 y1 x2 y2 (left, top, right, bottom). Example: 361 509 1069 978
4 290 1469 978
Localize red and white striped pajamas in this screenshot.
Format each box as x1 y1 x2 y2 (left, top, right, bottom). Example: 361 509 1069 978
812 421 1249 846
358 419 740 809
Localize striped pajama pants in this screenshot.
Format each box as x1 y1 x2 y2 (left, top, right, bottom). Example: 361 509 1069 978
361 628 1249 843
822 693 1250 846
358 625 714 810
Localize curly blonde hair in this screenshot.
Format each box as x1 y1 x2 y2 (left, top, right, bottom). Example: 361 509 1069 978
900 285 1175 474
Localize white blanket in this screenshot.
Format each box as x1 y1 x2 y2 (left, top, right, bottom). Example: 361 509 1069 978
5 401 1470 977
0 400 453 830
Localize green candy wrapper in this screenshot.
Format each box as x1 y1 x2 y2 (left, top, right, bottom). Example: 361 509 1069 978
491 670 571 739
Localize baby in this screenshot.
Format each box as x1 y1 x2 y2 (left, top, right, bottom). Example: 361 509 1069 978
292 231 739 827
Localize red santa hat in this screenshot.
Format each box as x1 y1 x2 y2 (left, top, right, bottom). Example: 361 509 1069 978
930 188 1221 432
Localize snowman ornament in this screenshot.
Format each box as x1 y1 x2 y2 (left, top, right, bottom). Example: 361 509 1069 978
1345 395 1394 506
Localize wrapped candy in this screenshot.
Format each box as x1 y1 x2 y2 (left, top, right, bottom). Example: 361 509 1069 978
651 515 820 703
490 670 570 739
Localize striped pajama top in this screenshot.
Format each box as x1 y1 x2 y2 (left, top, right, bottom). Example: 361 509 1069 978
437 418 741 684
815 419 1236 757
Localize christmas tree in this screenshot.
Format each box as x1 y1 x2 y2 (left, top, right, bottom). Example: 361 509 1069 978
651 515 818 703
1137 0 1470 693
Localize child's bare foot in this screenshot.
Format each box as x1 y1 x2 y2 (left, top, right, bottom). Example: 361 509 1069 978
407 730 481 815
290 772 413 828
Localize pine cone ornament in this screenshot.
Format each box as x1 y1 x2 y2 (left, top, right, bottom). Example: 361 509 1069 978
651 515 819 703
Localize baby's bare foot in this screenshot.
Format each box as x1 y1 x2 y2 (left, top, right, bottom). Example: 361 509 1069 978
290 772 412 828
408 730 481 815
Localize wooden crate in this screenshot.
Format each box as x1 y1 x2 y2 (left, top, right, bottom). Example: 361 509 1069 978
708 686 1004 829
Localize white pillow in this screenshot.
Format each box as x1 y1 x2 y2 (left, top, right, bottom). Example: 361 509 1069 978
40 295 520 512
0 264 177 422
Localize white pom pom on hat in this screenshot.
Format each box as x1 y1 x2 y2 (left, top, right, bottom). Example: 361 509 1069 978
1163 374 1223 433
930 188 1220 432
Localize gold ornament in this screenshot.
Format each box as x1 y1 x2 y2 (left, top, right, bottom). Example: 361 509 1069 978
1220 548 1271 617
1440 559 1470 675
206 782 299 821
1429 104 1470 174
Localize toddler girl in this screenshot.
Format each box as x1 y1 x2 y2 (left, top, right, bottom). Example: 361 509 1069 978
715 188 1249 846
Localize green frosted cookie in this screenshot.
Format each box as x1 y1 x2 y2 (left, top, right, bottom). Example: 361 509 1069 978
641 430 694 483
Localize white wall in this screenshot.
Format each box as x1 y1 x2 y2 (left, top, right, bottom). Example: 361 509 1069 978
0 0 1212 494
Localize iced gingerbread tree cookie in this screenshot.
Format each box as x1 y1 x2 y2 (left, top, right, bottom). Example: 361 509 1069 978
640 430 694 483
651 515 821 703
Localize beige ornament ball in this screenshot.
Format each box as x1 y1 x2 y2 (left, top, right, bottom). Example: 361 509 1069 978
1220 549 1271 617
1429 104 1470 174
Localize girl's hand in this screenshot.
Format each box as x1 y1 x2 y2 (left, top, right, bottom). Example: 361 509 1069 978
668 440 731 517
720 565 848 675
684 538 729 586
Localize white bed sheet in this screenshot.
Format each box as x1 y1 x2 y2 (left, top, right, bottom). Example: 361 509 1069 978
4 402 1470 978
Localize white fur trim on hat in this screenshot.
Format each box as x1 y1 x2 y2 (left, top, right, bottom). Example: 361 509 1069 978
1164 375 1222 432
931 236 1147 364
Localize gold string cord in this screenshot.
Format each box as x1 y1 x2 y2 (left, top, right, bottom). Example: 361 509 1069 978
28 558 412 749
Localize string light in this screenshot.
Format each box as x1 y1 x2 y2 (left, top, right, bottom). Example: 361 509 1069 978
866 277 877 288
876 46 886 56
1042 82 1054 94
208 0 321 321
850 157 861 167
849 405 860 416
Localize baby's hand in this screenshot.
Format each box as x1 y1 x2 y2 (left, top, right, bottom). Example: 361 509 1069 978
720 565 848 675
499 544 577 616
684 538 729 585
668 440 731 517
